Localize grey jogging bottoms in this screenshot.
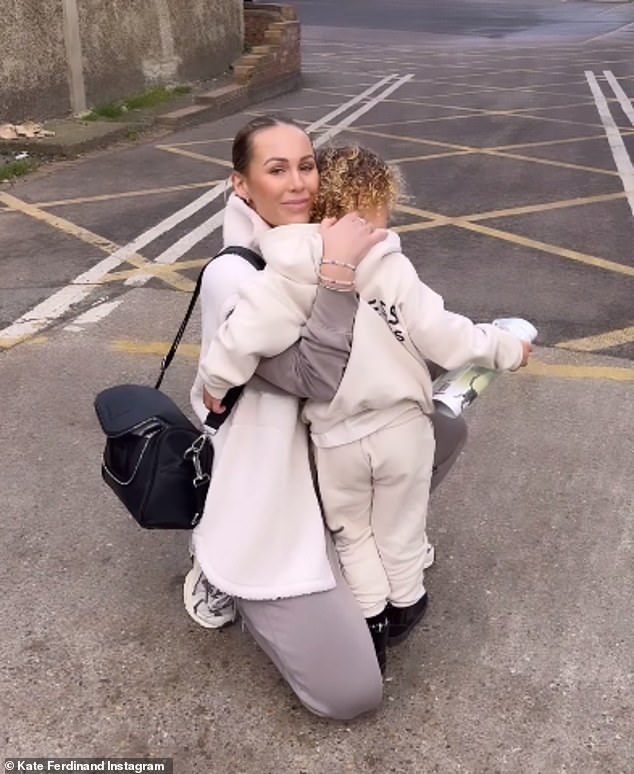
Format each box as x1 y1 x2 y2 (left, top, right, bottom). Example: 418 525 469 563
237 533 384 720
235 412 467 721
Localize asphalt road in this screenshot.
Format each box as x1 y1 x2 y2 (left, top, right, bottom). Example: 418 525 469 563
289 0 545 36
292 0 633 38
1 3 633 773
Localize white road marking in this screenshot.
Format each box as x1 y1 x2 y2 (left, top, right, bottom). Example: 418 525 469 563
126 74 414 285
0 180 229 344
584 20 634 45
585 70 634 217
124 209 226 285
312 74 415 147
0 285 99 343
603 70 634 127
302 74 397 135
63 299 124 331
0 74 414 343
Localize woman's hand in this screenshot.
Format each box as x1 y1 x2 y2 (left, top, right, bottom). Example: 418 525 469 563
518 340 533 367
203 386 226 414
320 212 387 268
319 213 388 291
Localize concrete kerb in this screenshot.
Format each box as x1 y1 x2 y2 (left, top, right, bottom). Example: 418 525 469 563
0 74 302 161
156 72 302 130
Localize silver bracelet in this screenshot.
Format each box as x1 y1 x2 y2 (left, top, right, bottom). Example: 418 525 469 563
317 272 354 287
320 260 357 271
318 281 354 293
317 272 355 287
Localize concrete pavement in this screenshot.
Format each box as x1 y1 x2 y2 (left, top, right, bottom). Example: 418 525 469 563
2 291 632 773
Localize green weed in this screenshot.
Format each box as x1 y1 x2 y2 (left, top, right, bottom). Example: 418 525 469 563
85 102 126 120
0 157 39 181
85 85 192 121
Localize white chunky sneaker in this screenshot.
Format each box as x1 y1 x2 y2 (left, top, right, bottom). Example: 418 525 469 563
183 556 236 629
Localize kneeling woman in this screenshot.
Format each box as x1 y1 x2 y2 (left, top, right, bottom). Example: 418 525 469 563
189 116 467 720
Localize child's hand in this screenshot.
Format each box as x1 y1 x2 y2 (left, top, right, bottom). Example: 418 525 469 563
203 387 226 414
518 340 533 367
320 212 387 268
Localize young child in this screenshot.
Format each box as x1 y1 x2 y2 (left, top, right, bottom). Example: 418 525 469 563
199 146 531 671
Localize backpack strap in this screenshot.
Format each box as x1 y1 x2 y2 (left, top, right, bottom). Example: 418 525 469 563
155 245 264 389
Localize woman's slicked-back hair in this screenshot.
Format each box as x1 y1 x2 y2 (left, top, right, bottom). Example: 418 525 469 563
232 115 308 174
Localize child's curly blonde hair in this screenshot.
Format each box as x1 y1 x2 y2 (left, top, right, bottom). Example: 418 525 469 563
311 145 402 222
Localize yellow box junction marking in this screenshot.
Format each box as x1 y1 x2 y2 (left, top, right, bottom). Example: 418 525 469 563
110 339 634 382
29 181 222 209
111 339 200 359
0 191 195 292
556 326 634 352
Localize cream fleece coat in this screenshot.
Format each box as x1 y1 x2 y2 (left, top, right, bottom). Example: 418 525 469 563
199 222 524 447
190 194 336 600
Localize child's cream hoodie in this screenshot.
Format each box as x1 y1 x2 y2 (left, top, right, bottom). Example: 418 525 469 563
199 223 523 447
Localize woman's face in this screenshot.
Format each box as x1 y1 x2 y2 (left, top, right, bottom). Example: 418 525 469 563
232 124 319 226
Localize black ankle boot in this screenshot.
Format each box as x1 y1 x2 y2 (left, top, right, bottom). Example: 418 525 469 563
387 592 429 647
366 609 389 674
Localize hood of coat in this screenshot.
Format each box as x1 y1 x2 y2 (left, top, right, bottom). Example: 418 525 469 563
259 223 321 283
222 193 272 252
258 223 403 285
354 228 402 281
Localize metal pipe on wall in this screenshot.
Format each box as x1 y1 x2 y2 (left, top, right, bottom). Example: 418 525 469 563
61 0 87 114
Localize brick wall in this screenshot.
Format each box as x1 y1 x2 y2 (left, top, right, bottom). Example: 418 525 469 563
244 4 297 46
236 4 301 92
